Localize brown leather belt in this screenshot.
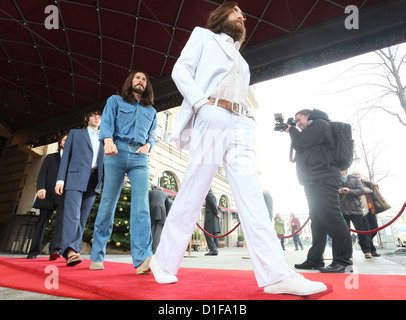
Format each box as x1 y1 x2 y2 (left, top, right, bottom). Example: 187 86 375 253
208 97 243 115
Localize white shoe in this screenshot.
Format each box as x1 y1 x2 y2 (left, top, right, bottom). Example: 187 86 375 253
264 273 327 296
150 255 178 284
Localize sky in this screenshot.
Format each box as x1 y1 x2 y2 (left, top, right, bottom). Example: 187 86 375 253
254 43 406 216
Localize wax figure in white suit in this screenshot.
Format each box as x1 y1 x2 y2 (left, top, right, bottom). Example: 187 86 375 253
151 2 327 296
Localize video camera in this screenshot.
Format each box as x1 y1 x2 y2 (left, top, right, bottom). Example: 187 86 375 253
274 113 296 132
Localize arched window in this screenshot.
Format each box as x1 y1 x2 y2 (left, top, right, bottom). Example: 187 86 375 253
158 171 179 192
219 195 228 208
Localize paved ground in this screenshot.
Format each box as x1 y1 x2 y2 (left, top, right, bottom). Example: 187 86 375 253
1 244 405 300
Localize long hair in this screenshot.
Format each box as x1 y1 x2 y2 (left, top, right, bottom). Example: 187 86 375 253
57 133 68 151
120 71 154 107
206 2 246 43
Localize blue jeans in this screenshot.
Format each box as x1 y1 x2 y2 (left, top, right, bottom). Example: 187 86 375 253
90 141 152 267
62 189 96 258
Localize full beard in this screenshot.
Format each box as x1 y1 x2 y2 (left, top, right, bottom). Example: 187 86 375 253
132 85 144 95
221 19 246 43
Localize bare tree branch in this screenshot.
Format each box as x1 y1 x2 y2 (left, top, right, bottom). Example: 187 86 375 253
371 106 406 126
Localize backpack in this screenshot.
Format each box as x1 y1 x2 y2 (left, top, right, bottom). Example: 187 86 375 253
329 121 354 170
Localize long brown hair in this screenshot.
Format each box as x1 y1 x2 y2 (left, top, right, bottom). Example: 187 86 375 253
57 133 68 151
120 71 154 107
206 2 246 43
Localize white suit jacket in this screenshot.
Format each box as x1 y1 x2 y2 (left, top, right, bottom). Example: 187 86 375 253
171 27 251 150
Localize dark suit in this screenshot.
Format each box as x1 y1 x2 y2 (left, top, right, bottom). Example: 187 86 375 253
29 152 64 256
204 190 221 253
57 128 105 258
149 188 170 253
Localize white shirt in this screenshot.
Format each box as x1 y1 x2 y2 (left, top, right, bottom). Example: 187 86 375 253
87 126 100 169
194 33 251 116
56 128 100 186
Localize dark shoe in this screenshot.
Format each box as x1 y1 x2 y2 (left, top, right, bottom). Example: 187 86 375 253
319 263 352 273
205 251 218 256
371 252 380 257
49 251 61 261
26 252 38 259
294 260 324 270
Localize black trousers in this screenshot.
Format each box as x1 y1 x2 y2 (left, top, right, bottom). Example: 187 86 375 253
29 204 64 254
344 215 373 254
363 211 378 253
151 220 164 254
205 233 219 253
304 178 353 266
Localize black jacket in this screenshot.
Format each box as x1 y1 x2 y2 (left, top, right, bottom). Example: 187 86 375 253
204 190 221 234
289 109 341 185
33 152 64 209
340 175 365 216
149 188 170 224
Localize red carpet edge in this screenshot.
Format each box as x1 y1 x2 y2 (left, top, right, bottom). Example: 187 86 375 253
1 257 405 300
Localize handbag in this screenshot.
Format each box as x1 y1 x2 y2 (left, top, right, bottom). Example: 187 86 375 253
360 202 369 217
359 194 369 216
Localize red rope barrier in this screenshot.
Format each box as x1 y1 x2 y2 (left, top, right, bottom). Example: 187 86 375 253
196 222 241 239
196 217 311 239
196 202 406 239
277 217 311 239
349 202 406 234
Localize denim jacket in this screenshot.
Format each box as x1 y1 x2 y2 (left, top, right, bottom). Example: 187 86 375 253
100 95 157 150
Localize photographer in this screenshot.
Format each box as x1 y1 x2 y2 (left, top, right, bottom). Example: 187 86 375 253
284 109 353 273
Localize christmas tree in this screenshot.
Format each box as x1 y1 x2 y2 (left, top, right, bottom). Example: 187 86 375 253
84 186 132 251
44 186 133 252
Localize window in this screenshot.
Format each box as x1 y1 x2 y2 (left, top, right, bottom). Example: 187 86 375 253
219 195 228 208
159 171 178 192
162 112 170 132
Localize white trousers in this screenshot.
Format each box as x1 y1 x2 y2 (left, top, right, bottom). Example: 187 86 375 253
155 105 294 287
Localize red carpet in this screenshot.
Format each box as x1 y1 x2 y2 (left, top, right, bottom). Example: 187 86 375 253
0 257 405 300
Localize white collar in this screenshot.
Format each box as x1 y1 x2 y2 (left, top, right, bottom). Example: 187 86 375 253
87 126 98 135
219 32 241 50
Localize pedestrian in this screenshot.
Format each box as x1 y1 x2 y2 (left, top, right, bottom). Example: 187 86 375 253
27 134 68 260
290 213 304 251
150 2 327 296
352 170 380 257
274 213 286 251
339 169 374 259
55 110 104 266
204 189 221 256
149 186 169 254
89 71 157 273
285 108 353 273
263 189 273 221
